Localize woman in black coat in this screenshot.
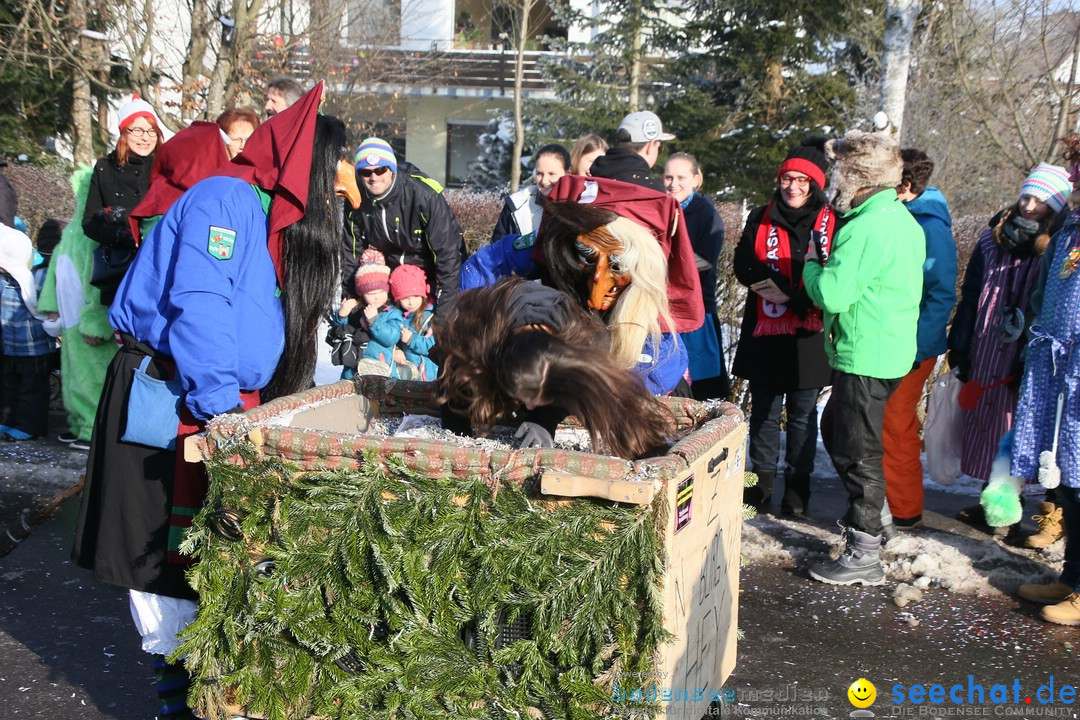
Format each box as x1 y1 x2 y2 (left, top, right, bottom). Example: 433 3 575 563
82 95 162 305
663 152 730 400
732 141 836 515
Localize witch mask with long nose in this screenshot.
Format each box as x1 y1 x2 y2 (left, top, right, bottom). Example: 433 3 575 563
574 225 632 312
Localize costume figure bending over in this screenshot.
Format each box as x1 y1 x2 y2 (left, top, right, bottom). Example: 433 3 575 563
461 183 693 396
436 276 672 459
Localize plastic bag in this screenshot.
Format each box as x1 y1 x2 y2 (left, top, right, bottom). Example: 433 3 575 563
924 369 963 484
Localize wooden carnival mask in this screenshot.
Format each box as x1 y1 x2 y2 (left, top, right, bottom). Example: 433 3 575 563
575 225 631 312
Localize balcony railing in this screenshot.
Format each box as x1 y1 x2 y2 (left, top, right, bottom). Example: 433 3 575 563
257 44 554 95
254 43 667 97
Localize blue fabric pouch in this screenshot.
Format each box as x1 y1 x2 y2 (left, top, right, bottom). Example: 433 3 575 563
121 355 183 450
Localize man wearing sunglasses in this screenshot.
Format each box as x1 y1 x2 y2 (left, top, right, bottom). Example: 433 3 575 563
342 137 465 317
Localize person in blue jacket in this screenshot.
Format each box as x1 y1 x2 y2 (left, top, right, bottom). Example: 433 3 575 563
881 149 957 530
461 199 689 396
664 151 730 400
71 83 363 720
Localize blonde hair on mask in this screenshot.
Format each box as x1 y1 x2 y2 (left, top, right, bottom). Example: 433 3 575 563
604 216 675 369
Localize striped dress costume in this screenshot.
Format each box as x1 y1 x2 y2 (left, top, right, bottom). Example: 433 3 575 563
960 231 1043 480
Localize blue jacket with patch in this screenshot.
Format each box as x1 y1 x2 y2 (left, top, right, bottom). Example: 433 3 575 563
110 176 283 420
903 187 957 362
460 233 539 290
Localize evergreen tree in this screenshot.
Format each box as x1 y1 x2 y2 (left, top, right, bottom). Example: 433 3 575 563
526 0 676 147
0 2 74 160
527 0 882 201
659 0 882 201
467 116 516 192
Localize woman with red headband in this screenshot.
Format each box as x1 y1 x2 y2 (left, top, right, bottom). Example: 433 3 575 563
733 139 837 516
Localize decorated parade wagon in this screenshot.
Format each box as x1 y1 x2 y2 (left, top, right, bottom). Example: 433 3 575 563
179 376 745 720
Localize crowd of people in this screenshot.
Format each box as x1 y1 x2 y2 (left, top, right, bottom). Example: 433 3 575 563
0 75 1078 717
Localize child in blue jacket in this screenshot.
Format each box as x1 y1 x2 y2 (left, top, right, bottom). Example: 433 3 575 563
0 224 56 440
329 248 392 379
366 264 438 380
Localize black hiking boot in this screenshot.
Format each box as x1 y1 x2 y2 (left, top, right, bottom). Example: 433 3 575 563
808 526 885 586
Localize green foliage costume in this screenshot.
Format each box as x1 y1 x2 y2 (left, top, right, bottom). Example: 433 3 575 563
37 166 119 441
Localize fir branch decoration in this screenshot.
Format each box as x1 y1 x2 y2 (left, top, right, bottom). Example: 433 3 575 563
179 447 673 720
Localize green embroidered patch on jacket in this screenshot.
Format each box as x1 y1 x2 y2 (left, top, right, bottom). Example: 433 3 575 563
208 226 236 260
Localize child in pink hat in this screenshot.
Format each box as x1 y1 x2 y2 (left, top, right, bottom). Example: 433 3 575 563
327 248 392 379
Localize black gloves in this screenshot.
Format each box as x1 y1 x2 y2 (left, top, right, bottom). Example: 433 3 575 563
100 206 130 226
999 214 1041 254
95 206 134 248
948 349 970 383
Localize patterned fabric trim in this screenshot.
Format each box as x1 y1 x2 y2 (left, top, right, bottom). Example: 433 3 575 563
199 377 743 498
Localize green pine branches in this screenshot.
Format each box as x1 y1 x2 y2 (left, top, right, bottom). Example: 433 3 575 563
179 448 672 720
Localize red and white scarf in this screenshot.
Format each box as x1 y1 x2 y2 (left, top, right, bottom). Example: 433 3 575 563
752 202 835 337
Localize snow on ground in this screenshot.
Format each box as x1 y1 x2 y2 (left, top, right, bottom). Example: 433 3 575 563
735 389 1065 606
742 514 1064 604
743 426 1065 604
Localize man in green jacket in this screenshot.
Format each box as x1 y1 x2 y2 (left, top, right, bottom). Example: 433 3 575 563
802 130 925 586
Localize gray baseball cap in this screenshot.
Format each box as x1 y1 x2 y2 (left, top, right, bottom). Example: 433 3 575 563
618 111 675 142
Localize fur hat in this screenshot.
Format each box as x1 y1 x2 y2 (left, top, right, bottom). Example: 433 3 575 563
353 247 390 295
1018 163 1071 214
389 263 429 301
117 94 158 132
825 130 903 213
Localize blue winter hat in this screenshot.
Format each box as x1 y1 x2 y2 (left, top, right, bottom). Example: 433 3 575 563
354 137 397 174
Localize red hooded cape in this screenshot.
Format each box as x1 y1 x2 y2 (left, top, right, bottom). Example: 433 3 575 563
129 121 229 245
545 175 705 333
216 81 325 288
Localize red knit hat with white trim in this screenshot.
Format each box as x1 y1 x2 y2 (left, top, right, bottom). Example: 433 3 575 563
353 247 391 294
389 263 429 301
117 94 158 132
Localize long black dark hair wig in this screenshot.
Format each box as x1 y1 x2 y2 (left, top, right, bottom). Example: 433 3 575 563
262 114 346 400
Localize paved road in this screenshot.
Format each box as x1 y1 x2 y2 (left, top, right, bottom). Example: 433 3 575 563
0 434 1073 719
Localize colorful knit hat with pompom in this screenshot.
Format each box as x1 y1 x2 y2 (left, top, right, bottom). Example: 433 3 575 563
354 247 391 294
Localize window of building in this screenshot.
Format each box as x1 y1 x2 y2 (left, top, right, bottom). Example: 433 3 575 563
346 0 401 46
445 121 485 187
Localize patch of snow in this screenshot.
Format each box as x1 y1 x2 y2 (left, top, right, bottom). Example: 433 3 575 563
742 515 1064 604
